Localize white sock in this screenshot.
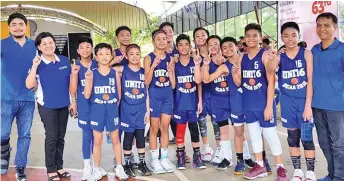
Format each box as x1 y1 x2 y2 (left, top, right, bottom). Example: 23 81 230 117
161 148 168 159
204 144 210 148
220 141 232 160
243 140 251 160
84 159 91 166
256 160 264 167
276 164 284 169
150 149 159 160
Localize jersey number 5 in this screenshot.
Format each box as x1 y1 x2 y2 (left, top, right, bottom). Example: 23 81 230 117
254 61 259 69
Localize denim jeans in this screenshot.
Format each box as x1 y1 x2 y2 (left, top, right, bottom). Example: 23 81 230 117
1 99 35 168
313 108 344 181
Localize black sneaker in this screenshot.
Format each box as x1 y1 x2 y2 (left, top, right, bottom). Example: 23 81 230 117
244 158 255 169
123 163 136 178
15 167 28 181
138 161 152 176
193 151 206 169
169 137 176 144
217 158 232 171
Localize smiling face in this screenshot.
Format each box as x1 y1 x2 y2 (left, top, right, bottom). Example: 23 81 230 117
208 38 220 56
8 18 26 39
162 25 174 43
244 29 261 48
281 27 300 49
116 29 131 46
221 41 238 58
95 48 112 66
316 17 337 41
153 32 168 50
126 47 141 66
194 29 208 47
37 37 56 56
77 42 92 59
177 39 191 56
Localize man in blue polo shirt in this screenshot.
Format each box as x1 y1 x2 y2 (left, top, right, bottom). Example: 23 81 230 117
311 12 344 181
1 13 36 181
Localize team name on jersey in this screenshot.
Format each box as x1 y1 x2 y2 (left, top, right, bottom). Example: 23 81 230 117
125 80 145 89
177 75 194 83
154 69 168 77
178 86 196 94
282 68 305 79
214 75 226 83
94 86 116 94
281 60 307 90
243 70 262 78
214 74 229 93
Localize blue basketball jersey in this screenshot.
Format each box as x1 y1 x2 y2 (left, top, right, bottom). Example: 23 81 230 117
200 56 211 99
168 45 179 57
91 69 119 104
224 61 244 113
278 47 307 98
113 49 128 66
209 61 230 96
148 52 171 89
121 64 146 105
77 60 98 112
242 49 268 111
175 58 198 111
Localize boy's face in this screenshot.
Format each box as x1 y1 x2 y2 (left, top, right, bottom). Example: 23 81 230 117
77 42 92 58
116 30 131 46
95 48 112 65
126 48 140 65
221 41 238 58
208 38 220 56
177 39 191 56
153 33 167 50
244 29 261 48
194 30 208 46
281 27 299 49
162 25 174 43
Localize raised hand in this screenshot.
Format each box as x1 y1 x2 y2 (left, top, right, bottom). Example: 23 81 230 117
71 59 80 75
85 67 93 80
113 55 124 64
203 48 211 65
268 49 278 61
167 61 175 72
151 57 161 69
173 54 179 63
32 55 42 68
193 48 202 65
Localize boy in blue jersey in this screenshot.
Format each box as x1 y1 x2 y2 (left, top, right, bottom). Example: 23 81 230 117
84 43 128 180
203 37 255 173
173 34 206 170
268 22 316 181
234 23 288 181
143 29 176 174
70 37 107 180
111 26 131 66
113 44 152 177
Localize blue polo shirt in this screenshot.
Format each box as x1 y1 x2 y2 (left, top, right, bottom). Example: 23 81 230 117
36 54 71 109
1 35 36 101
311 39 344 111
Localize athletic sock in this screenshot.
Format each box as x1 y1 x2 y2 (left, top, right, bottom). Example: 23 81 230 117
124 154 131 165
236 153 244 161
291 155 301 169
306 157 315 171
139 153 145 163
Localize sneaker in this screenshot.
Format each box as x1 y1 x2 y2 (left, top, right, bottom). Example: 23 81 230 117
244 163 268 180
81 164 92 180
131 154 138 169
217 158 231 171
176 151 186 170
169 137 176 144
193 151 206 169
185 154 191 163
305 171 316 181
211 147 221 165
264 158 272 175
160 158 176 173
138 161 152 176
291 169 304 181
114 165 129 180
123 163 136 178
234 159 245 175
151 159 166 174
277 167 288 181
201 146 213 162
245 158 256 169
89 167 103 181
99 167 107 177
317 176 332 181
15 167 28 181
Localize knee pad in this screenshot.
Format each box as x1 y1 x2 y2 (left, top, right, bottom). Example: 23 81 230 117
198 116 207 137
212 120 221 140
176 123 187 144
262 127 282 156
135 129 145 149
217 119 229 128
247 122 263 153
287 129 301 147
123 132 135 151
302 141 315 150
189 122 200 143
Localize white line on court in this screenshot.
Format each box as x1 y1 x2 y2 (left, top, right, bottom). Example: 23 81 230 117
173 170 190 181
277 131 320 147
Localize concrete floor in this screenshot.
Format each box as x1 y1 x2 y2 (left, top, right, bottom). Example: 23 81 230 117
5 107 328 181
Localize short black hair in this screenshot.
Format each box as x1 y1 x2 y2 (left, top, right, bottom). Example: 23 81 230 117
35 32 56 47
126 43 140 53
297 41 307 48
151 29 166 40
262 38 270 45
278 45 286 51
159 22 174 30
239 36 244 40
245 23 262 35
206 35 222 44
94 43 113 55
115 26 131 36
193 27 209 39
281 21 300 34
316 12 338 25
176 34 191 45
7 13 27 25
77 36 93 47
221 37 237 47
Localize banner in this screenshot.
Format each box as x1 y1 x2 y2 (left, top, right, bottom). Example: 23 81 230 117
278 1 339 49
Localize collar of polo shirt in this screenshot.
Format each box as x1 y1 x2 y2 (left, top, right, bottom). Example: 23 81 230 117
10 34 31 43
41 54 61 64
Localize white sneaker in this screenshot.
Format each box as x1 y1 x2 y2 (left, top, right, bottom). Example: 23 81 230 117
81 163 92 180
151 159 166 174
211 147 221 165
99 167 107 177
291 169 304 181
160 158 176 173
87 167 102 181
305 171 316 181
201 146 214 162
114 165 129 180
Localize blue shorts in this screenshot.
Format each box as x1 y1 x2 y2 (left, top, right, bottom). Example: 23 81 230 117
200 96 211 117
120 101 146 132
149 88 174 117
78 112 91 130
245 108 277 128
90 104 119 132
280 94 306 129
210 95 230 122
173 110 198 124
230 112 246 124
